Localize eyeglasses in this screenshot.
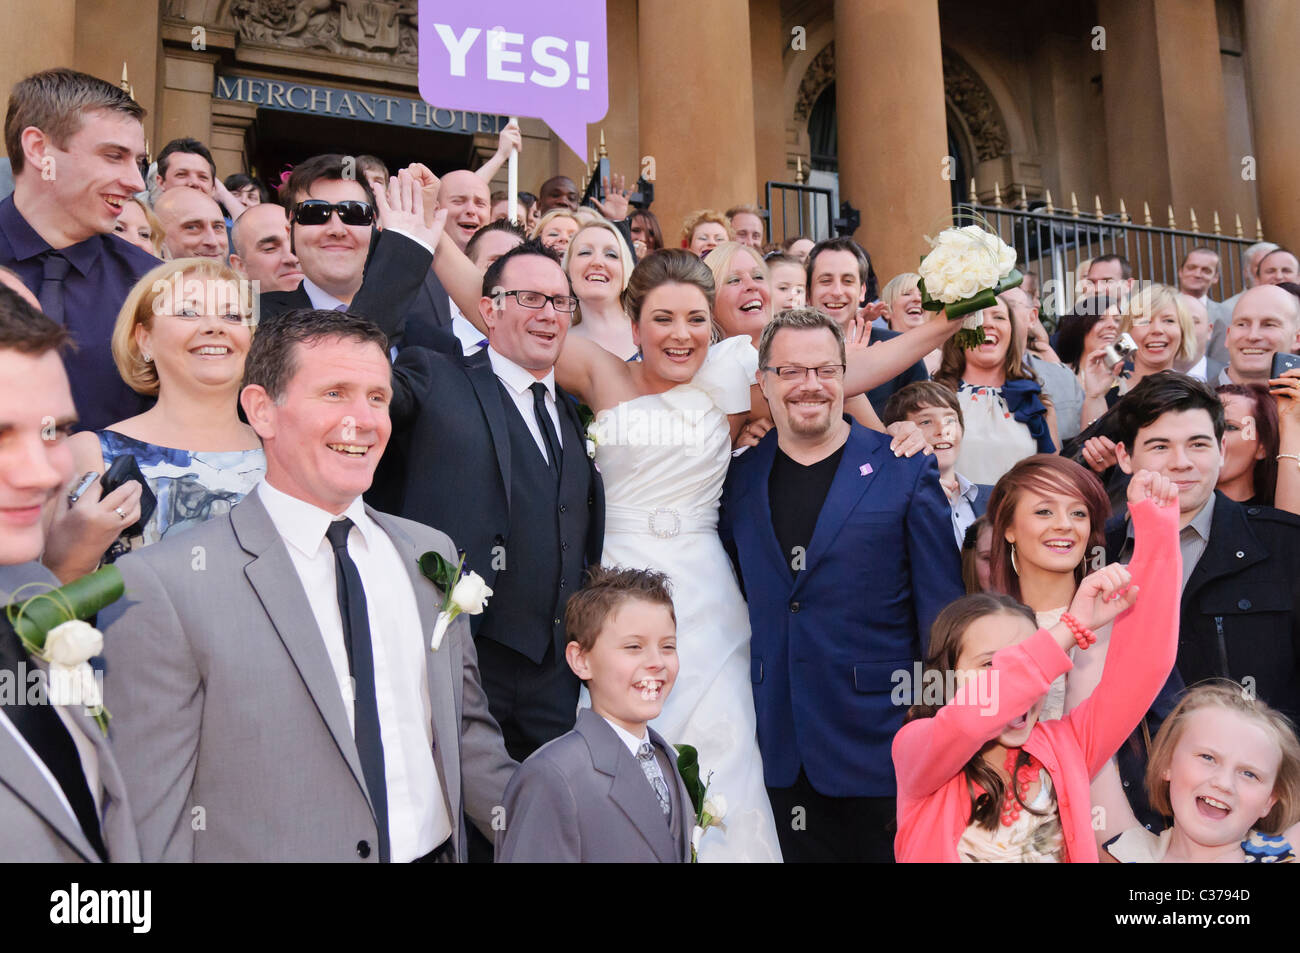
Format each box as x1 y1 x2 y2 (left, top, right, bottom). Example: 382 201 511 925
762 364 846 382
292 200 374 227
499 289 579 314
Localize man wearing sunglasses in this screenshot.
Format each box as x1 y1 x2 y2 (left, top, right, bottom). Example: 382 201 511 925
259 154 452 354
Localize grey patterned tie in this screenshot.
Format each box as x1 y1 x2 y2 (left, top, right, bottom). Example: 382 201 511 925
637 742 671 819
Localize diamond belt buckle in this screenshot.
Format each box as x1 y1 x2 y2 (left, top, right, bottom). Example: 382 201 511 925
648 506 681 539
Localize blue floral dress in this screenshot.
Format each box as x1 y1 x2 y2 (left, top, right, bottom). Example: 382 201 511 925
98 430 265 560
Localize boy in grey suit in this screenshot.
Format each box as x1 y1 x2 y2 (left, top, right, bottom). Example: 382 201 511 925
497 568 693 863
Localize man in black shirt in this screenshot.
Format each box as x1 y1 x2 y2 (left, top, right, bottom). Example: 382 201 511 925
720 308 963 862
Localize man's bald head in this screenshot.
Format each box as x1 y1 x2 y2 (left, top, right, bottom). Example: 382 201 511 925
436 169 491 251
1226 283 1300 382
229 203 302 293
154 187 228 260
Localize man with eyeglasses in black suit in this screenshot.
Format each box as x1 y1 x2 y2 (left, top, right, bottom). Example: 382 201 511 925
365 239 604 777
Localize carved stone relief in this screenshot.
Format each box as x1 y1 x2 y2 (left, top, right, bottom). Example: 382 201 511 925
227 0 419 65
791 42 1011 162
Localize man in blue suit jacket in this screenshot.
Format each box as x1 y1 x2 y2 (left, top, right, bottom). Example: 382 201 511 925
720 309 964 862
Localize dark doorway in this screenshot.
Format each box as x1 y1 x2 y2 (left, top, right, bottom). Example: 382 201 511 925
245 108 477 197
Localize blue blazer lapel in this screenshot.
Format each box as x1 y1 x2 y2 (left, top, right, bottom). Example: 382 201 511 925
795 425 884 591
464 352 513 511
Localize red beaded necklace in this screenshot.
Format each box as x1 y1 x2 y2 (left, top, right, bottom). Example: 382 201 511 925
1000 748 1041 827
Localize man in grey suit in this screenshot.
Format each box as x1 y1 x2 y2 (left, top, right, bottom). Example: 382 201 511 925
101 308 515 862
0 285 139 862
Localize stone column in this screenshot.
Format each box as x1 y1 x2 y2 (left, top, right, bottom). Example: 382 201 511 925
1099 0 1236 229
0 0 76 164
638 0 758 245
833 0 949 286
74 0 162 141
159 51 217 153
750 0 788 216
1243 0 1300 249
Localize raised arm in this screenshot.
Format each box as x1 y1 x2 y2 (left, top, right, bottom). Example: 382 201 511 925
361 170 446 343
892 629 1075 800
1271 370 1300 516
843 315 959 396
432 230 490 327
475 120 521 184
1067 473 1182 775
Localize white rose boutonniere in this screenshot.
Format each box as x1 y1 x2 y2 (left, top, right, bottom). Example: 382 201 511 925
43 619 103 667
6 566 124 735
674 743 727 863
578 402 600 459
916 221 1022 349
418 550 493 651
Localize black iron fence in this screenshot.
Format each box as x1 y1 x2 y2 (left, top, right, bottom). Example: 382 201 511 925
763 181 859 243
958 185 1262 323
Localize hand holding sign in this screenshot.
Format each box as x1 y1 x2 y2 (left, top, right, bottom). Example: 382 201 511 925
496 119 522 159
419 1 608 158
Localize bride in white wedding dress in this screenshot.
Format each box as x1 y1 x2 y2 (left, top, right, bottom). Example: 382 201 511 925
591 329 779 861
558 250 782 861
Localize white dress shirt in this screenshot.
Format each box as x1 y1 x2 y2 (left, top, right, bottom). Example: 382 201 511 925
257 480 450 861
487 346 562 463
602 715 649 754
451 302 488 356
300 277 348 312
949 473 981 550
1185 353 1209 382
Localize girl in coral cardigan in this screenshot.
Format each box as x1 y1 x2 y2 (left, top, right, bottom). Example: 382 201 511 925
892 470 1181 862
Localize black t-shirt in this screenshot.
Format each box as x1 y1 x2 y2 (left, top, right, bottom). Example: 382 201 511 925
768 443 846 577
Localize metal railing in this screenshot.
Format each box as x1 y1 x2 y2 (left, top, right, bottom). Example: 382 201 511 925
764 181 859 243
960 183 1263 323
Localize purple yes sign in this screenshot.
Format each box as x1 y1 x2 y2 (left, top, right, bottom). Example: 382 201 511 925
418 0 608 158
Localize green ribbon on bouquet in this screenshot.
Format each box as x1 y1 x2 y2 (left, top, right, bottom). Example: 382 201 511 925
917 268 1024 349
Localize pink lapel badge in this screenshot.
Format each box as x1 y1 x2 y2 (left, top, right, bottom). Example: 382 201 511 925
859 463 873 476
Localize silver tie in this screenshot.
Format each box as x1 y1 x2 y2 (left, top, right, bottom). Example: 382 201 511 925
637 742 671 818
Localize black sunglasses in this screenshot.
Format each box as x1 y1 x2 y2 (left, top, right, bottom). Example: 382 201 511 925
292 200 374 227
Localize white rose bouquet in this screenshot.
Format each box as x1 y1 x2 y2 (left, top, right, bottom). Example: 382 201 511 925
418 550 493 651
5 565 124 734
917 224 1022 348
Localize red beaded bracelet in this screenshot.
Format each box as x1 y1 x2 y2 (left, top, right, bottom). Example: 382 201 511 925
1060 612 1097 650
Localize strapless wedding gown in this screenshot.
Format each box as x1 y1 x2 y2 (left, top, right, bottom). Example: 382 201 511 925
591 336 783 862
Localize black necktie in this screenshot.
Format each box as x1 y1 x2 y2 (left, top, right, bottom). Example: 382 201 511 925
530 381 562 481
325 518 390 863
0 615 107 860
37 252 71 326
